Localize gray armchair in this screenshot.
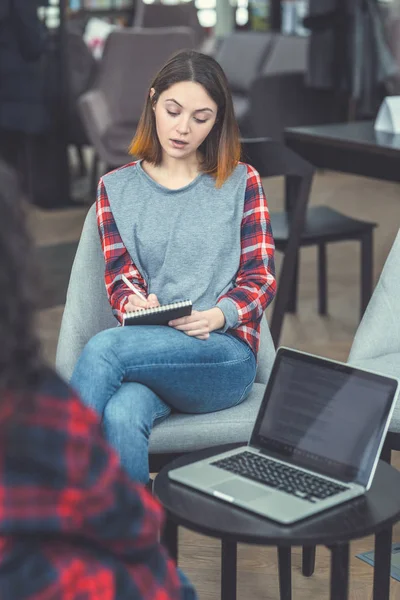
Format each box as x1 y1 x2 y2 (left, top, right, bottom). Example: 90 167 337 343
78 27 196 170
214 31 275 131
55 203 276 468
348 229 400 439
303 229 400 580
133 0 206 49
214 32 335 137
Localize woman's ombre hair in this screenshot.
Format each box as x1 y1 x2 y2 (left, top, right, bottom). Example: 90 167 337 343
129 50 241 188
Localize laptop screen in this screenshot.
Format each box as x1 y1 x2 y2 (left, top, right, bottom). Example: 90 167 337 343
251 348 398 486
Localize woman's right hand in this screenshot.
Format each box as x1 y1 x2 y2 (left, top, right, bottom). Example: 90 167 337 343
125 293 160 312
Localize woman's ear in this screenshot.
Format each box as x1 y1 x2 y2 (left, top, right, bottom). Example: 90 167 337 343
149 87 158 111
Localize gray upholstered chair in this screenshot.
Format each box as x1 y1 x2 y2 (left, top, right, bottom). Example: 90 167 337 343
78 27 195 173
302 229 400 581
215 33 334 138
348 228 400 460
132 0 206 49
213 31 275 132
55 203 276 472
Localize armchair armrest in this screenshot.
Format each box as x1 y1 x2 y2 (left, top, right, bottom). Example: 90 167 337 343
55 205 117 382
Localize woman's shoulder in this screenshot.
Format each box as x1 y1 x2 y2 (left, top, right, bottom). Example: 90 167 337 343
238 161 261 178
220 162 261 190
100 162 142 206
102 160 140 185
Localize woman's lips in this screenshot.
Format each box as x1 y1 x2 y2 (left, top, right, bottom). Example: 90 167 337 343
170 139 188 149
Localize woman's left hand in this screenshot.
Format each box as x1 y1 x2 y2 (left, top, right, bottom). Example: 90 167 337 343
169 308 225 340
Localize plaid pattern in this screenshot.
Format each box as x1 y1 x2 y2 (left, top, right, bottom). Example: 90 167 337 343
0 369 181 599
96 161 276 356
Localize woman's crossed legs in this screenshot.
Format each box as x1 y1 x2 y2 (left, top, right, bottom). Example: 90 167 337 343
70 325 256 483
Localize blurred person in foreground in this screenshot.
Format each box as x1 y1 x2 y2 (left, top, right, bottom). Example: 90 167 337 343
0 161 196 599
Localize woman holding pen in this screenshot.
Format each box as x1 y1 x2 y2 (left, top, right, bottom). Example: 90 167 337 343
70 49 276 486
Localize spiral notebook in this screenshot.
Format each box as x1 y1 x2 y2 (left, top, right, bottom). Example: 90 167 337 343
123 300 192 326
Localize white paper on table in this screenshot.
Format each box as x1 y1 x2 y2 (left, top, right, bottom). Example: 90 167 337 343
374 96 400 133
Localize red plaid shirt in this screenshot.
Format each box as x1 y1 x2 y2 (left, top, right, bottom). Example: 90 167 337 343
97 161 276 356
0 369 182 600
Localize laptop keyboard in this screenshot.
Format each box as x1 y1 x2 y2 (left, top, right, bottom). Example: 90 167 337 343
211 451 348 503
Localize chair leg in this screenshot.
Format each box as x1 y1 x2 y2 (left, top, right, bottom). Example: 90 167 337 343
90 153 99 197
161 515 178 564
76 145 87 177
277 547 292 600
318 243 327 315
302 545 316 577
360 231 373 320
286 256 299 313
380 440 392 464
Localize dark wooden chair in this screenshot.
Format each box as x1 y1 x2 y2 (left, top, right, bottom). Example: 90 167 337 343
283 206 376 320
241 137 376 322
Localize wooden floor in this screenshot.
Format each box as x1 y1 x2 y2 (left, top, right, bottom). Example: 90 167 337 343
32 168 400 599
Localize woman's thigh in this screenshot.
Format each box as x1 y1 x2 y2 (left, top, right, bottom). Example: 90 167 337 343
89 326 257 414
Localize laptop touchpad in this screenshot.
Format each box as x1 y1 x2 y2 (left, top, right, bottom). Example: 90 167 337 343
213 479 269 502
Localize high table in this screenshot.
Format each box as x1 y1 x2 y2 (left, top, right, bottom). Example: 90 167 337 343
284 121 400 183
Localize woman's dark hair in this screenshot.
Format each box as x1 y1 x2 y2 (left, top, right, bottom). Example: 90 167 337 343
0 162 43 398
129 49 241 188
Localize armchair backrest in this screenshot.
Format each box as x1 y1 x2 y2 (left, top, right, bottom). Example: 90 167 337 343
56 203 276 385
261 34 308 75
97 27 196 126
349 229 400 363
133 1 205 46
215 32 275 94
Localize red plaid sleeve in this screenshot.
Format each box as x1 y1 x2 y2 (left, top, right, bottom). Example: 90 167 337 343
217 163 276 353
96 167 148 323
0 370 182 599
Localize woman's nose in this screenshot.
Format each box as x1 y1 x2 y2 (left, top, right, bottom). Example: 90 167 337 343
176 115 190 134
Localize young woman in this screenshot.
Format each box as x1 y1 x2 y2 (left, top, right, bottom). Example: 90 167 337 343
70 49 276 484
0 161 195 599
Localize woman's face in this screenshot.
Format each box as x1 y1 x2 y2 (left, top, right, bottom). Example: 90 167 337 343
151 81 218 162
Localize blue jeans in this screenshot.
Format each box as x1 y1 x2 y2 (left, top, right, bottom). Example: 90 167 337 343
70 326 256 483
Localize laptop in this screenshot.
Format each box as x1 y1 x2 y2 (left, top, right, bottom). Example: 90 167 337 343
168 347 399 524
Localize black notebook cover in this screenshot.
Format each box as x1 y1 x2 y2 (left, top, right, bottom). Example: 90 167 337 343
123 300 192 326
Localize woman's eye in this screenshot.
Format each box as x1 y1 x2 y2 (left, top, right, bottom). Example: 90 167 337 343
167 110 179 117
194 118 207 124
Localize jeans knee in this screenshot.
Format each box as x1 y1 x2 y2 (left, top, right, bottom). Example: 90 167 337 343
104 395 153 441
78 328 119 369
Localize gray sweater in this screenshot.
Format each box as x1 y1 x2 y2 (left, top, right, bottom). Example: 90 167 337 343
102 160 249 332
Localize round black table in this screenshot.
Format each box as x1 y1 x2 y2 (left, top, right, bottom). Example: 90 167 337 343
153 444 400 600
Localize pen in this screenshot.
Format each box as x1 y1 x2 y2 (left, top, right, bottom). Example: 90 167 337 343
121 274 148 303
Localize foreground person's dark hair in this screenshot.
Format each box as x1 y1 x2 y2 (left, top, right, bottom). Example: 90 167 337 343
0 162 43 397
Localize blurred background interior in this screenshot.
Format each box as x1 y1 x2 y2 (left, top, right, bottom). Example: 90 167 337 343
1 0 400 598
